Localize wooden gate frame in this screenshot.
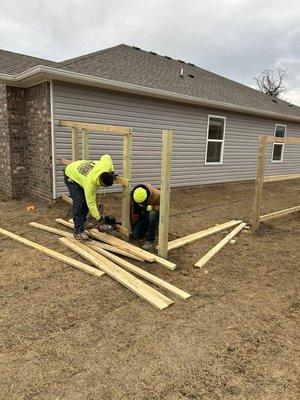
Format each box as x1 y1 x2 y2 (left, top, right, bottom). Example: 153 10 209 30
59 120 132 236
251 135 300 231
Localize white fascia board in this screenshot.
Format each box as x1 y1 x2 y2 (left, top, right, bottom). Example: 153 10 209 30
0 65 300 123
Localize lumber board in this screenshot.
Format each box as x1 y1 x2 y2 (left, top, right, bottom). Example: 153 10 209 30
85 241 144 261
29 222 72 237
194 222 247 268
260 205 300 222
71 127 79 161
61 194 73 204
56 219 176 269
60 237 173 310
266 136 300 144
60 120 131 135
166 220 242 251
60 158 71 166
263 173 300 182
251 136 267 231
158 130 173 259
121 130 132 235
82 128 89 159
0 227 104 278
31 221 142 261
56 219 155 262
87 243 190 299
115 176 129 187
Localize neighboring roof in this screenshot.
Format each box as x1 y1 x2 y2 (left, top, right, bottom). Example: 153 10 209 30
0 49 60 74
0 44 300 122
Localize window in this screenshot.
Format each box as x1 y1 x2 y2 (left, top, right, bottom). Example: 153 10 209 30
272 124 286 162
205 115 226 164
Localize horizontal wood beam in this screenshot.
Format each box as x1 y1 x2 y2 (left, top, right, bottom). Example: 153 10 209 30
265 136 300 144
60 120 131 135
263 173 300 183
260 205 300 222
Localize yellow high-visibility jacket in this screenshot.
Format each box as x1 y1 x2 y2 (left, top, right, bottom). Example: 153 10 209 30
65 154 114 220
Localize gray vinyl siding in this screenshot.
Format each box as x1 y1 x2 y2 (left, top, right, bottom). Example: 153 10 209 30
52 81 300 198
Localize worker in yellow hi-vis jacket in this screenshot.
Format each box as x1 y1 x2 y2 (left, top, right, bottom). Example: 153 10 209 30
64 154 115 240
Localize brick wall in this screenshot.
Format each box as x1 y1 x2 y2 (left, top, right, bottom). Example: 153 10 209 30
6 86 28 198
25 83 52 200
0 82 53 200
0 84 12 196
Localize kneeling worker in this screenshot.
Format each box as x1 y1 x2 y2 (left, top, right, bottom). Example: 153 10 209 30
64 154 115 240
130 184 160 250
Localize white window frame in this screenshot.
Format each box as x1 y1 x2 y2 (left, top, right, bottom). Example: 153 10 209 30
205 115 226 165
271 124 287 163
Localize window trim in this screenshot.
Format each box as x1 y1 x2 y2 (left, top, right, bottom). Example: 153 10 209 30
205 115 226 165
271 124 287 163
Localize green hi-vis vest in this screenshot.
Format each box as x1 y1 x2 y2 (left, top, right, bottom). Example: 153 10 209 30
65 154 114 220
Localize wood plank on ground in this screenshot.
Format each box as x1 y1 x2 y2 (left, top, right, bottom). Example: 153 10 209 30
30 221 143 261
260 205 300 222
60 237 173 310
194 222 247 268
167 220 242 251
0 227 104 278
87 242 190 300
56 219 176 270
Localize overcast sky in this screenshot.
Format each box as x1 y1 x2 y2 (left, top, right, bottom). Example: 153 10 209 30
0 0 299 105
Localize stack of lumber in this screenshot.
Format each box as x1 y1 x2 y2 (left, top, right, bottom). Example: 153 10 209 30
0 219 191 310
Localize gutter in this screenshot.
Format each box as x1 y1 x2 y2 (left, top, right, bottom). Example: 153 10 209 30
0 65 300 123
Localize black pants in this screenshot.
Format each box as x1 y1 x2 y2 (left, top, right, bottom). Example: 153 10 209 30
131 211 159 243
64 173 88 234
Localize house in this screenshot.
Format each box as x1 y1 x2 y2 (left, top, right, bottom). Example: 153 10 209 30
0 44 299 201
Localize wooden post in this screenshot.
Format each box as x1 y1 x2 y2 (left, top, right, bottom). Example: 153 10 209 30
71 127 79 161
82 128 89 159
251 135 268 231
121 129 132 236
158 130 173 259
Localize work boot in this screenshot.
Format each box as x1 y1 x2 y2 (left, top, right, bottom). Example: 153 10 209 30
73 232 92 241
142 240 155 250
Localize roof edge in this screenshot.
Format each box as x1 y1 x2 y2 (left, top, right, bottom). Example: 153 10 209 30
0 66 299 123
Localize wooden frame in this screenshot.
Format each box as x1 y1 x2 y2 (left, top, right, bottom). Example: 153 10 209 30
59 120 132 236
158 130 173 259
251 135 300 231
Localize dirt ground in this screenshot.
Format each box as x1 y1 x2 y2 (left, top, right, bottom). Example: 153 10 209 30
0 180 299 400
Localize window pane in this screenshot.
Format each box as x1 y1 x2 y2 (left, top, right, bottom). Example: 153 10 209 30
272 144 283 161
275 125 286 138
206 141 222 163
208 117 225 140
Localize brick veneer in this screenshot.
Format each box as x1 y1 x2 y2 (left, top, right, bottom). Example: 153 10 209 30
0 82 52 200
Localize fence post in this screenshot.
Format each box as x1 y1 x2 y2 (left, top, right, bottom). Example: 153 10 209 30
158 130 173 259
251 135 267 231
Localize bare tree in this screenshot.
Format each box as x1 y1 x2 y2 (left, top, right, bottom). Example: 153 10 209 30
254 67 287 98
